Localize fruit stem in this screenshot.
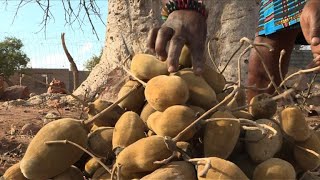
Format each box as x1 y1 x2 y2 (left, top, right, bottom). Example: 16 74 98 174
45 140 112 174
173 86 239 142
240 37 281 95
83 85 139 125
122 66 147 87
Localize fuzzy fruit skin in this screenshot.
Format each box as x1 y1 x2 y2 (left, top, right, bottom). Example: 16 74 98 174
201 65 226 94
131 54 169 80
112 111 146 151
197 157 249 180
118 80 145 114
146 111 162 131
232 110 254 120
245 119 283 163
20 118 88 179
92 167 111 179
147 105 196 141
140 103 156 123
85 158 101 177
175 69 217 110
249 93 277 119
3 163 27 180
52 166 83 180
294 132 320 171
141 161 197 180
179 46 192 68
115 136 172 179
204 111 240 159
88 127 114 158
145 75 189 111
253 158 295 180
88 99 124 127
280 106 311 142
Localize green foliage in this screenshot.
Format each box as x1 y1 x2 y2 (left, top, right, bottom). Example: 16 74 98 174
0 37 30 78
84 49 102 71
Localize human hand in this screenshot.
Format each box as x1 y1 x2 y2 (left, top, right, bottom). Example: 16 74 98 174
300 0 320 54
147 10 207 74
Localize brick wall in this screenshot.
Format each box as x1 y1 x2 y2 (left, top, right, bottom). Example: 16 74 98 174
7 68 89 94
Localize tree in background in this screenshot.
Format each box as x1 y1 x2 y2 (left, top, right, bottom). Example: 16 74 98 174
0 37 30 85
84 50 102 71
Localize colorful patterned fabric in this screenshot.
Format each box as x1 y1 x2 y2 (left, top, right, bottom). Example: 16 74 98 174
258 0 307 36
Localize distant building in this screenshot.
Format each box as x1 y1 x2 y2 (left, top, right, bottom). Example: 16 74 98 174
8 68 90 94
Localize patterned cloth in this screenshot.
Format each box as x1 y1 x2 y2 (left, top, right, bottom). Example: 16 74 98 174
258 0 307 36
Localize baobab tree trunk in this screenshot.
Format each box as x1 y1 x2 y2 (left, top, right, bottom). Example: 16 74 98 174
73 0 259 100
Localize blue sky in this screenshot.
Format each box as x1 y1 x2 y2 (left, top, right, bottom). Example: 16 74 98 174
0 0 108 70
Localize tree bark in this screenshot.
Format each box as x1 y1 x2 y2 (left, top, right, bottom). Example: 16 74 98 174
61 33 79 92
74 0 259 100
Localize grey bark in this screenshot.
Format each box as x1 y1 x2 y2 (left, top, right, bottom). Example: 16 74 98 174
73 0 259 100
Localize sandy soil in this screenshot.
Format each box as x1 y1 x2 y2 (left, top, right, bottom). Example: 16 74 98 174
0 103 84 175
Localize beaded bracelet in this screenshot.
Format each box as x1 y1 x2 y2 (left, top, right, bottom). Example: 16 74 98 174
161 0 208 21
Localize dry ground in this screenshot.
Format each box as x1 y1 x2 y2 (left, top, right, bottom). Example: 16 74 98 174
0 103 84 175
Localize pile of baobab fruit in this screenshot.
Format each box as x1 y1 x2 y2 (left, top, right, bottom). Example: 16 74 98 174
2 44 319 180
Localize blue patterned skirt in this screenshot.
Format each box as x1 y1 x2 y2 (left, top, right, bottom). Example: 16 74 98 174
258 0 307 36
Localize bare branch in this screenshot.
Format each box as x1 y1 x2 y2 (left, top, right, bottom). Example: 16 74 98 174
82 0 100 40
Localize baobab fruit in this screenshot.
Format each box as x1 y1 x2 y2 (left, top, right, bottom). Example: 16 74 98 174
130 54 169 80
280 106 311 142
249 93 277 119
145 75 189 111
20 118 88 179
118 80 145 114
253 158 295 180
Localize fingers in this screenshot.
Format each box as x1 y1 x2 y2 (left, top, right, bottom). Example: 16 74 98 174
167 36 186 73
307 55 320 69
147 27 160 51
309 14 320 46
190 42 205 75
155 27 174 60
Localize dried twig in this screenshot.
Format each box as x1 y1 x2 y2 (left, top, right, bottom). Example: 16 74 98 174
243 81 273 91
220 41 245 74
278 50 286 86
230 88 295 112
189 158 211 177
204 118 277 136
207 39 220 72
302 73 318 104
279 66 320 88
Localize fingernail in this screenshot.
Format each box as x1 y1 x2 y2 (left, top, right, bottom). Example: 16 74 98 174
168 66 177 73
311 37 320 46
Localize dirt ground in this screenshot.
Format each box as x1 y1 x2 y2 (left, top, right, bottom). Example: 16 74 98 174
0 103 84 175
